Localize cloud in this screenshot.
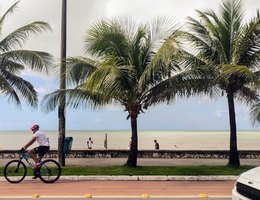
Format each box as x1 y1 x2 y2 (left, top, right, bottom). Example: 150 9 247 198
196 95 212 105
213 110 227 118
94 117 101 123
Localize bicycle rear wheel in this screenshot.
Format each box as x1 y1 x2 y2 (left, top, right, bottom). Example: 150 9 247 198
39 159 61 183
4 160 27 183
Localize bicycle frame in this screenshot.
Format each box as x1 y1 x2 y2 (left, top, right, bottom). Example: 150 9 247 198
19 151 35 170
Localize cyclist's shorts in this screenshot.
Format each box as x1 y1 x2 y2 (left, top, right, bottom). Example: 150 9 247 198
34 146 50 159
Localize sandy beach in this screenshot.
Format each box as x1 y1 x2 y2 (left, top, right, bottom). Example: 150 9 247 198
1 130 260 151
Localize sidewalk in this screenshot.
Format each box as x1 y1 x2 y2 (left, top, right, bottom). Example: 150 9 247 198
62 158 260 166
0 157 259 166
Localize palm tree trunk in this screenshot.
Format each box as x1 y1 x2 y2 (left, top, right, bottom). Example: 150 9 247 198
58 0 67 167
126 115 138 167
227 91 240 166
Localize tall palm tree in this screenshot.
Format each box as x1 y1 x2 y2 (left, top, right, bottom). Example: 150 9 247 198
58 0 67 167
0 1 53 107
42 17 186 167
183 0 260 166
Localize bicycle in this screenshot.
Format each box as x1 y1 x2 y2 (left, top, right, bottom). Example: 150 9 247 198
4 149 61 184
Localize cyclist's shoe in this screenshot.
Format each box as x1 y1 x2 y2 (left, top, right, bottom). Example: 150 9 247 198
32 174 39 179
34 162 41 169
32 170 40 179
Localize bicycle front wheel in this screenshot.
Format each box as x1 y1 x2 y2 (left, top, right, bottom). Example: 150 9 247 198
4 160 27 183
39 159 61 183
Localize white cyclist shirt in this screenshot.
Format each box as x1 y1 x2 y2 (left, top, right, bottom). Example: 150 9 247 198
33 131 49 146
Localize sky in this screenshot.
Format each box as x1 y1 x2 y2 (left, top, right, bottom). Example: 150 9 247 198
0 0 259 131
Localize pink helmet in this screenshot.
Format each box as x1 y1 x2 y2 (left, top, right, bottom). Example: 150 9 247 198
30 124 39 132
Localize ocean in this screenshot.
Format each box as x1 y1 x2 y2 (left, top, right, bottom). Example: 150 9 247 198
0 130 259 151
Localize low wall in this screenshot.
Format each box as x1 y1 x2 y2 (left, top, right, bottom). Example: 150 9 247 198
1 150 260 159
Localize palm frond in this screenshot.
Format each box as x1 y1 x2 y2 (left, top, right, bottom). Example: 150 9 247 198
41 88 109 113
138 17 182 90
3 50 53 74
250 99 260 125
0 1 19 34
139 31 183 89
84 19 128 59
84 58 135 98
65 56 97 87
236 86 258 105
0 76 21 106
0 58 24 73
149 16 179 51
0 69 37 107
220 0 243 32
0 21 52 51
235 15 260 68
143 65 215 107
185 18 219 64
220 64 258 83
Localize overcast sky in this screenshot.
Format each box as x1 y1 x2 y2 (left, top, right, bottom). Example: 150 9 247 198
0 0 259 131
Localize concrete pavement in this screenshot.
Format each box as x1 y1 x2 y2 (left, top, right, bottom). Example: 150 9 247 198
0 157 259 167
61 158 260 166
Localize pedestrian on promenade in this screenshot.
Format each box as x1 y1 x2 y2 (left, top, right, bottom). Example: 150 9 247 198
154 140 159 149
87 137 93 149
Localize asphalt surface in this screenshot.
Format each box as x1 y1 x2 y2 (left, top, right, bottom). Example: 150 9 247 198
0 179 234 199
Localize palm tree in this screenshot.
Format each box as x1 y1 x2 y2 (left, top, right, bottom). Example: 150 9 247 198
183 0 260 166
58 0 67 167
42 17 185 167
0 1 53 107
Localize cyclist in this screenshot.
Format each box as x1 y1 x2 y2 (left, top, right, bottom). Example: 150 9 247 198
22 124 50 169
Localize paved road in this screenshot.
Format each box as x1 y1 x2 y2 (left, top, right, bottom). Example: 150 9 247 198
0 179 234 198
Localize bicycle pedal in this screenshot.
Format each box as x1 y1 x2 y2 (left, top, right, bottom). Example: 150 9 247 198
32 175 39 179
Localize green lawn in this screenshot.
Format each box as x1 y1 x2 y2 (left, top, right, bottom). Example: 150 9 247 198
0 165 255 176
60 165 255 176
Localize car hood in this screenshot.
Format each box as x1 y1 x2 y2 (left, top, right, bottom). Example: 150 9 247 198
239 166 260 184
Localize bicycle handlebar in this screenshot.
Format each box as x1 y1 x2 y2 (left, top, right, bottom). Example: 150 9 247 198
19 148 29 159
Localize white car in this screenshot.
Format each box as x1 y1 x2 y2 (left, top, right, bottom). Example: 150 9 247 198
232 166 260 200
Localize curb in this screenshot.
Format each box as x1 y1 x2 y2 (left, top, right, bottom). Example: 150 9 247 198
66 175 238 181
1 175 238 181
0 175 238 182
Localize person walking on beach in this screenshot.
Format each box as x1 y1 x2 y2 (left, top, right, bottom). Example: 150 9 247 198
22 124 50 169
87 137 93 149
154 140 159 149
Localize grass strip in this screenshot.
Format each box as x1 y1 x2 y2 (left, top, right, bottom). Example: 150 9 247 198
60 165 255 176
0 165 255 176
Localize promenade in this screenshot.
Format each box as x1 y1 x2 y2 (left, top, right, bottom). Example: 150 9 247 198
0 157 259 167
62 157 260 166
